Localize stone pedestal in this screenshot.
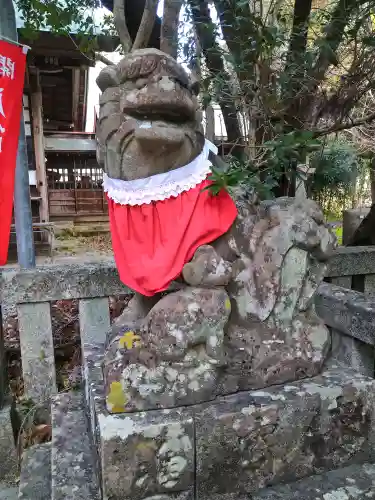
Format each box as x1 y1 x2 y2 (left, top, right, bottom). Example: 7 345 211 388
83 343 375 500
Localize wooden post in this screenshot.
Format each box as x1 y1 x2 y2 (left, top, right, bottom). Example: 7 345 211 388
30 69 49 224
72 68 81 131
81 67 89 132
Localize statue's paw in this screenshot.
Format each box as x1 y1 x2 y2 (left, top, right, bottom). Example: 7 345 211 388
113 293 160 326
182 245 232 287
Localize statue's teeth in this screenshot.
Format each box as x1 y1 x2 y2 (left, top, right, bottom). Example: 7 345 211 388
139 122 152 129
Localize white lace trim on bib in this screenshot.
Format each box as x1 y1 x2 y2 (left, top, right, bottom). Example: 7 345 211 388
103 139 218 206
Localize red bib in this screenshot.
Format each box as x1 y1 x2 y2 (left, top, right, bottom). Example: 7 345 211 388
108 179 237 295
104 141 237 296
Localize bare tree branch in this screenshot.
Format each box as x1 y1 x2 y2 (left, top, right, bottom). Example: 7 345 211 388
295 0 362 123
113 0 132 53
315 111 375 137
132 0 159 51
161 0 183 58
95 53 114 66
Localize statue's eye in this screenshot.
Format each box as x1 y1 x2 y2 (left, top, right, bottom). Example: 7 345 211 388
139 57 158 77
124 56 159 81
126 59 142 80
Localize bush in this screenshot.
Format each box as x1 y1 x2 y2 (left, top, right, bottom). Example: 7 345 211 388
308 139 361 216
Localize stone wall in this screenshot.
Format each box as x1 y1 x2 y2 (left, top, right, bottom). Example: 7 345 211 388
316 283 375 377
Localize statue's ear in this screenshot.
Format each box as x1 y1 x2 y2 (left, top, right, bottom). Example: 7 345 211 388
96 65 120 92
209 151 229 173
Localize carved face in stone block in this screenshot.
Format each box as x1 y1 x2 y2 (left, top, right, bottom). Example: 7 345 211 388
96 48 205 180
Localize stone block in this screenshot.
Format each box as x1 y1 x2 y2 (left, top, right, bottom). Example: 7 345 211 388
364 274 375 296
203 463 375 500
79 297 110 346
315 283 375 346
327 246 375 278
19 442 51 500
252 463 375 499
331 329 374 377
51 391 101 500
1 261 129 304
195 366 375 498
82 344 194 500
98 407 195 500
17 302 57 402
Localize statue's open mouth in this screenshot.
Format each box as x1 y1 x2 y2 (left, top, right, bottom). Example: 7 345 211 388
118 82 199 152
121 83 196 124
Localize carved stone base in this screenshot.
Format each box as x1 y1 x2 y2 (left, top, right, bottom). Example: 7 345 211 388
84 341 375 500
103 288 330 413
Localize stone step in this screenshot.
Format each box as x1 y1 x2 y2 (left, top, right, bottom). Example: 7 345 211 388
51 391 101 500
251 462 375 499
18 442 51 500
196 365 375 498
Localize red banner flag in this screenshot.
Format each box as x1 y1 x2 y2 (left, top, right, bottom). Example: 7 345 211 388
0 39 28 265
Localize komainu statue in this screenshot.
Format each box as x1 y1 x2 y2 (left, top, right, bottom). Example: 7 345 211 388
96 48 336 414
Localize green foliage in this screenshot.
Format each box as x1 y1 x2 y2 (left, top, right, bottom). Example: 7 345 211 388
192 0 375 200
309 139 359 194
264 130 321 170
307 139 365 216
205 157 278 200
206 130 322 198
333 225 343 245
15 0 113 51
205 163 247 196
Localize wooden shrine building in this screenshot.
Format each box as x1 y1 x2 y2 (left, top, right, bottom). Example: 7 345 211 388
19 30 111 231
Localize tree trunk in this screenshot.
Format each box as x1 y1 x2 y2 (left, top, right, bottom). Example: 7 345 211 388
287 0 360 126
213 0 256 96
189 0 243 158
283 0 313 124
161 0 183 58
100 0 162 49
